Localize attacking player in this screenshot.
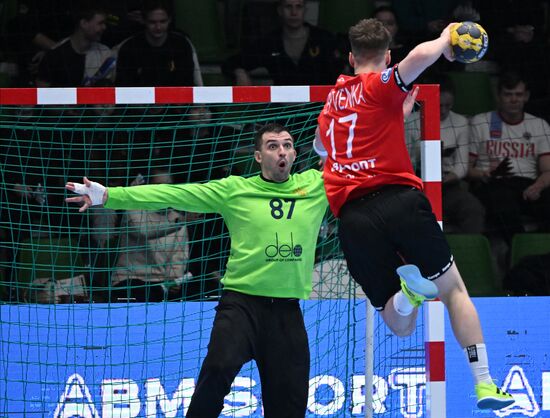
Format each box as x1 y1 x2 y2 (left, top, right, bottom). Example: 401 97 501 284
314 18 514 410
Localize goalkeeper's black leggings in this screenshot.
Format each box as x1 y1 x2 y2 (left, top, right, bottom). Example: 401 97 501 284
186 290 310 418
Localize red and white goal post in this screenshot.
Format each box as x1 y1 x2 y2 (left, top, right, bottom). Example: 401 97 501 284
0 84 445 418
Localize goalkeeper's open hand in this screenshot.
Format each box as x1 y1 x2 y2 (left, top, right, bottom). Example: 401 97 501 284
65 177 107 212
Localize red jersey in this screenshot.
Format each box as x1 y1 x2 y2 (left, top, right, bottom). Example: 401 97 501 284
317 65 424 217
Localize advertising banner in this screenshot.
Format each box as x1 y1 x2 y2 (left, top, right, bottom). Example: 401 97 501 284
0 297 548 417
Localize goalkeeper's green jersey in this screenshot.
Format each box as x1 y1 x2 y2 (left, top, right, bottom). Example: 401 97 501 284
105 170 328 299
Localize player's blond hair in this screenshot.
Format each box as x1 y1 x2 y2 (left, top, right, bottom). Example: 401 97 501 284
349 18 391 64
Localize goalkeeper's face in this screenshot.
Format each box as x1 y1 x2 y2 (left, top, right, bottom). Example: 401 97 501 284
255 131 296 182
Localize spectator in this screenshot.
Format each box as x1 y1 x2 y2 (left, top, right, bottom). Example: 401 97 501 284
475 0 550 118
3 172 74 301
373 6 410 65
3 128 72 237
406 74 485 233
223 0 342 85
109 169 191 302
115 0 203 87
438 75 486 233
36 2 115 87
11 178 50 236
468 72 550 242
2 0 73 86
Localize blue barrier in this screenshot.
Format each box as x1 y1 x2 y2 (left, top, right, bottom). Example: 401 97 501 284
0 297 548 417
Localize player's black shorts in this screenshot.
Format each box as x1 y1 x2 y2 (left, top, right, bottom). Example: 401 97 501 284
338 185 453 310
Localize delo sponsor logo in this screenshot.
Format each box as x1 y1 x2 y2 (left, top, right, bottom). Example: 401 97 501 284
264 232 302 261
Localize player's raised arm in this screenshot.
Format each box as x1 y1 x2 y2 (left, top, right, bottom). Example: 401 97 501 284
65 177 108 212
397 23 455 86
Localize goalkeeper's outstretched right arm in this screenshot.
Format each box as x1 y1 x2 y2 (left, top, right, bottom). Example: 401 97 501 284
65 177 108 212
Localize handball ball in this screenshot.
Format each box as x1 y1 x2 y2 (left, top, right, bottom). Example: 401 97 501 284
450 21 489 63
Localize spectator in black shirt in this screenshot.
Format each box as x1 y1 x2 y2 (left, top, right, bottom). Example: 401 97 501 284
36 2 115 87
223 0 341 86
115 0 203 87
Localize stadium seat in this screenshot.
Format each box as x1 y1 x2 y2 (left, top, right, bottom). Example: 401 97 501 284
445 233 502 296
510 233 550 267
318 0 374 34
446 71 495 116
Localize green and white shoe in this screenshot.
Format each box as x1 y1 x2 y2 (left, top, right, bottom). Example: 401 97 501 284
396 264 439 307
476 382 515 409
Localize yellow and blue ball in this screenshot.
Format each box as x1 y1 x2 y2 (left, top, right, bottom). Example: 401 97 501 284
450 21 489 63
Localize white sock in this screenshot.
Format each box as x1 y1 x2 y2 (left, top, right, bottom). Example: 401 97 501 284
464 344 492 384
392 290 414 316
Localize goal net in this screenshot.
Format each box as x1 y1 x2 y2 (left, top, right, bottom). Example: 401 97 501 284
0 85 443 417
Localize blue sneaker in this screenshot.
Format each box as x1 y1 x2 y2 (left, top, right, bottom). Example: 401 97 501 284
396 264 439 307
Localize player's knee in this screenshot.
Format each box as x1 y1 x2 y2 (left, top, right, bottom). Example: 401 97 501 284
435 273 469 305
433 264 466 293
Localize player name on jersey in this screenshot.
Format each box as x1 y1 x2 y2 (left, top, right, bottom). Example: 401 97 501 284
324 82 367 113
